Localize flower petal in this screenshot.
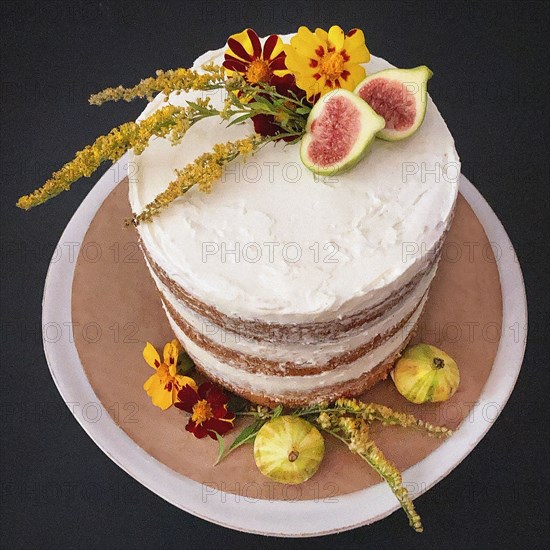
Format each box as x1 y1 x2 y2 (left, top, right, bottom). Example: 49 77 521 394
153 391 173 410
144 374 173 410
252 113 281 137
345 28 370 58
269 55 288 72
263 34 283 61
314 27 329 43
204 417 234 437
186 419 208 439
223 56 248 73
205 384 228 406
295 74 326 100
143 372 160 393
291 26 323 58
163 339 179 367
198 381 214 400
176 384 199 412
175 375 197 391
247 28 262 58
343 62 367 88
328 25 345 51
281 46 304 75
227 28 259 62
143 342 161 369
211 403 229 418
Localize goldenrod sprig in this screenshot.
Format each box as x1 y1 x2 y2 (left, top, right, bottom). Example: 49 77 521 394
295 399 452 439
18 62 314 213
89 63 226 105
319 415 424 533
130 134 267 225
17 105 181 209
17 102 217 210
332 398 452 439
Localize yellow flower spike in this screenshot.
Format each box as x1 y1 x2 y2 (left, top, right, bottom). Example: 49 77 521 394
17 105 193 210
322 414 424 533
284 25 370 100
131 134 266 225
141 340 197 410
89 65 226 105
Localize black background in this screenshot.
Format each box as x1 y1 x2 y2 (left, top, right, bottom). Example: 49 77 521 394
1 1 549 548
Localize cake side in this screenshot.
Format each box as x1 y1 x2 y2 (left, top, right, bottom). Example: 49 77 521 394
165 299 425 407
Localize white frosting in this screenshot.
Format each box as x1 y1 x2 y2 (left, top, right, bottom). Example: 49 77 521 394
150 258 437 368
164 294 427 396
129 37 459 324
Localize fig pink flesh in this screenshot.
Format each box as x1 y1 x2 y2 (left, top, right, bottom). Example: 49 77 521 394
358 78 416 131
307 96 361 167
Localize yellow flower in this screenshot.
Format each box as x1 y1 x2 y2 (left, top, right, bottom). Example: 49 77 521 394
142 339 197 410
283 25 370 100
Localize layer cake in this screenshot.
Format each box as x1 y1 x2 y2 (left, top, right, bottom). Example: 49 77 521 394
128 38 460 406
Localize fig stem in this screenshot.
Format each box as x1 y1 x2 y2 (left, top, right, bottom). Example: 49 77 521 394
288 450 299 462
433 357 445 369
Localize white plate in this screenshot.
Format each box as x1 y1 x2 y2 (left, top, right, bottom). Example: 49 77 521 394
43 155 527 537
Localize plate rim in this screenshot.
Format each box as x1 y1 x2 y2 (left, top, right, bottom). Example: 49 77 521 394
42 156 527 537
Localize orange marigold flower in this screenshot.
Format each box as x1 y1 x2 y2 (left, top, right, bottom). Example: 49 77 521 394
175 382 235 440
223 28 290 85
283 25 370 100
142 340 197 410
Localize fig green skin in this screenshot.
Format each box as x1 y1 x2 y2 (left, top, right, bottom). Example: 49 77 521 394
300 89 385 177
391 343 460 404
253 416 325 485
354 66 433 142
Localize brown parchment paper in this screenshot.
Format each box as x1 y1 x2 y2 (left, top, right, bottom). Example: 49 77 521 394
72 178 502 501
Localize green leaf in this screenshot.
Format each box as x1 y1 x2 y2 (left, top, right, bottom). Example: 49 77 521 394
185 100 215 115
177 351 194 374
216 418 267 465
228 419 263 450
227 113 253 126
213 432 225 466
272 405 284 419
252 95 273 107
227 393 250 413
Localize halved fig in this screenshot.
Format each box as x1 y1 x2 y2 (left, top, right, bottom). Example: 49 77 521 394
300 89 385 176
354 66 433 141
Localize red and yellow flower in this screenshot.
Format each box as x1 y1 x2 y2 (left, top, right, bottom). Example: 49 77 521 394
223 28 290 85
142 340 197 410
175 381 235 440
283 25 370 100
223 28 304 140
